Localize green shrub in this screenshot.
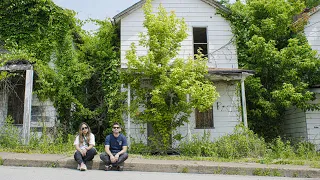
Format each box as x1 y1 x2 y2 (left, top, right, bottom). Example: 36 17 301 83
267 137 295 159
0 116 21 149
179 131 216 157
129 138 151 154
213 124 266 159
295 141 317 159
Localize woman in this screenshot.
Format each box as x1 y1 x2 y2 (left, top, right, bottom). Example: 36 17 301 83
73 122 97 171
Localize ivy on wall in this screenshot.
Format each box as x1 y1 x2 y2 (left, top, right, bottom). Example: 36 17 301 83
0 0 122 141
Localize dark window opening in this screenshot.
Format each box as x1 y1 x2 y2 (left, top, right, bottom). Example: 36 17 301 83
193 27 208 57
7 73 25 124
195 108 214 129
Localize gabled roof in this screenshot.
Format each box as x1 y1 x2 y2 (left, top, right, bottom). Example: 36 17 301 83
113 0 230 23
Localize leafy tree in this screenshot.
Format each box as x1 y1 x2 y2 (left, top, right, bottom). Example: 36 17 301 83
124 0 219 153
223 0 320 140
0 0 121 138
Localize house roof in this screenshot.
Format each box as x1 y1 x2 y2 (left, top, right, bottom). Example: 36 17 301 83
113 0 230 23
308 5 320 16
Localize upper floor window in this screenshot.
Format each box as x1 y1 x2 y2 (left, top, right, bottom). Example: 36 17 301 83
193 27 208 57
195 108 214 129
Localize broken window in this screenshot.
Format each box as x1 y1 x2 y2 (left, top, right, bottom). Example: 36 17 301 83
195 108 214 129
193 27 208 57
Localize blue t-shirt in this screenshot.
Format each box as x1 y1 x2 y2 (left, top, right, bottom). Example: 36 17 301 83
104 133 128 153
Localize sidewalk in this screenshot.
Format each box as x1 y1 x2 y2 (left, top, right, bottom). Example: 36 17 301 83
1 152 320 178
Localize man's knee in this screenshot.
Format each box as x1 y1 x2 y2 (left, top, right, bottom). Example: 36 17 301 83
120 153 129 160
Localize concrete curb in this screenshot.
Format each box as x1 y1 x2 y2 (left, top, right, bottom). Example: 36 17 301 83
1 152 320 178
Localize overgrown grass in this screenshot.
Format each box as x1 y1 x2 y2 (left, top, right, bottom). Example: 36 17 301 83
1 118 320 168
0 117 74 155
129 124 320 167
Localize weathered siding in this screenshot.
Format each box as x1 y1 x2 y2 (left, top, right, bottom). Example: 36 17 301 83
305 10 320 55
0 90 56 130
306 93 320 149
124 82 241 144
30 94 57 129
176 81 241 143
283 107 307 140
120 0 237 69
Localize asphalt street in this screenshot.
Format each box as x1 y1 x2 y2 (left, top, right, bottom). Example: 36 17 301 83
0 166 318 180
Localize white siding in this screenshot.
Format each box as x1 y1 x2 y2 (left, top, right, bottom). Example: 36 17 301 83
176 81 241 143
283 107 307 140
120 0 237 69
306 94 320 149
305 11 320 55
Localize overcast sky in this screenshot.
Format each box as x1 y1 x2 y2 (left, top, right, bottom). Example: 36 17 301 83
52 0 235 31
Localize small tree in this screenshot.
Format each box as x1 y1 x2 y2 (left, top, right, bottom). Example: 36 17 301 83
125 0 219 153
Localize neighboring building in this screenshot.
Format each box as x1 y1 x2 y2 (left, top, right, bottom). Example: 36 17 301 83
283 6 320 149
113 0 253 146
0 58 57 142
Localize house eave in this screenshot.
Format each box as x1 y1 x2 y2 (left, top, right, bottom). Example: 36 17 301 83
207 68 254 81
113 0 230 23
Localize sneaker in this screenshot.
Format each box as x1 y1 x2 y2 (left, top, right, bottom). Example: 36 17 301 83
116 165 124 171
105 165 113 171
77 164 80 170
80 163 87 171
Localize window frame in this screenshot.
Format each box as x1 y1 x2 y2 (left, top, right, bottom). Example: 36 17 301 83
192 27 209 57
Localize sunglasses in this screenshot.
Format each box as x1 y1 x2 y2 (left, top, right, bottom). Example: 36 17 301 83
82 126 88 131
113 126 120 129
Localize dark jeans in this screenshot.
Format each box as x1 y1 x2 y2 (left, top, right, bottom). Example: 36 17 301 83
100 152 128 166
74 148 97 164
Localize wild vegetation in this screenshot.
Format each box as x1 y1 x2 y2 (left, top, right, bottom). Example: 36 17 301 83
222 0 320 140
0 0 123 141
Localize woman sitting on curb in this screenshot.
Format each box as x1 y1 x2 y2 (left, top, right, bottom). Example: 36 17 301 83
74 122 97 171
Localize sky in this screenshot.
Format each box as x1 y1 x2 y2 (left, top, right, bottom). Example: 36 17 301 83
52 0 236 31
52 0 140 31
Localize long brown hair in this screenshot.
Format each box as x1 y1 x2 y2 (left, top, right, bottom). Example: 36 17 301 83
78 122 91 145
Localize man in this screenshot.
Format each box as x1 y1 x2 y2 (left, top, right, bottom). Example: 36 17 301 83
100 122 128 171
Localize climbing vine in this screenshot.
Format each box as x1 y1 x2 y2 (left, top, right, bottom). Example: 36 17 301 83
0 0 122 140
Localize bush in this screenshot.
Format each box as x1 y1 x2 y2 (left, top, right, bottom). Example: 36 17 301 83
129 138 151 154
179 131 216 157
179 124 266 159
214 124 266 159
0 116 21 149
267 137 295 159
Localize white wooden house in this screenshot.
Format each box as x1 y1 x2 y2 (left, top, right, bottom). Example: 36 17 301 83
113 0 253 146
283 5 320 149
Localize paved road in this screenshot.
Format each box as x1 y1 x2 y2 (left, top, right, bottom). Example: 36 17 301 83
0 166 317 180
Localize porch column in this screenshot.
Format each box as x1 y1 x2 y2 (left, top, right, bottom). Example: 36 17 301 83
23 69 34 144
127 84 131 147
186 94 191 141
241 72 249 128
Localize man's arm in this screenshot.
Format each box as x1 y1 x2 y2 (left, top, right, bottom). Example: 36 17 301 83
115 146 127 156
105 145 117 163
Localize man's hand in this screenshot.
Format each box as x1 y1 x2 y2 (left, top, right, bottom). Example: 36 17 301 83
114 154 119 161
110 155 117 163
81 149 87 156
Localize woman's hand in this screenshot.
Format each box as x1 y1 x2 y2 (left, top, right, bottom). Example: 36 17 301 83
81 149 87 156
